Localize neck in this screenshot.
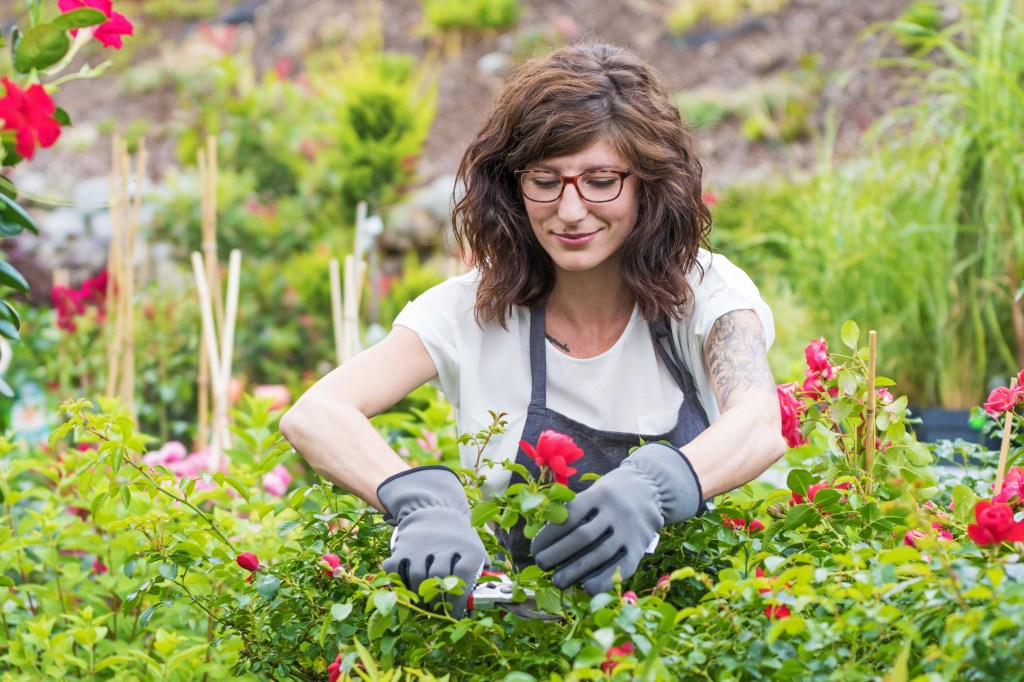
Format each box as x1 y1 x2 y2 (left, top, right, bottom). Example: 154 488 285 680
543 266 636 357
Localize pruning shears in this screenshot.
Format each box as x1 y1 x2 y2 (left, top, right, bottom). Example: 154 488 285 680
468 571 561 621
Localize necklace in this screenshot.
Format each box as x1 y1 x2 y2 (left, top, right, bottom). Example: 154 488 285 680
545 334 570 354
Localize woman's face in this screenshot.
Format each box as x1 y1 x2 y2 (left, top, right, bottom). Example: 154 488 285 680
520 138 639 278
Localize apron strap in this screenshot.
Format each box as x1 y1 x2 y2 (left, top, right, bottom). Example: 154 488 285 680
528 306 548 408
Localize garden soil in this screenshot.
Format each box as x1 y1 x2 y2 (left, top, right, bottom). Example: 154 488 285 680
3 0 922 194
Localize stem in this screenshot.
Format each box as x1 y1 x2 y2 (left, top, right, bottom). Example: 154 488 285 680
1 608 9 641
171 579 228 627
53 560 68 615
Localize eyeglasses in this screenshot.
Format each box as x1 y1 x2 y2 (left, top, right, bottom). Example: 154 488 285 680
514 168 633 203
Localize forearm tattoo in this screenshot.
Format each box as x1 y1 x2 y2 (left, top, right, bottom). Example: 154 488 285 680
704 310 776 407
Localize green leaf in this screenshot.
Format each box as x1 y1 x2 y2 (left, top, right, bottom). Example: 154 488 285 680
952 485 976 523
0 319 20 341
330 603 353 621
0 575 13 587
54 107 71 126
518 491 545 512
0 260 29 293
0 377 11 398
119 485 131 509
52 8 107 30
904 441 933 466
0 193 38 234
373 590 398 616
158 562 177 580
786 469 812 496
783 504 821 530
254 574 281 600
535 587 561 614
0 301 20 330
470 500 501 526
840 320 860 350
541 503 568 524
14 23 70 72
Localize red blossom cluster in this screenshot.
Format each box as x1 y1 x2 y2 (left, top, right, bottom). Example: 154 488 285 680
51 270 108 332
519 429 584 485
993 466 1024 507
984 370 1024 415
967 500 1024 546
0 78 61 159
600 641 635 674
790 480 851 507
58 0 133 49
754 567 791 619
777 382 806 448
722 516 765 533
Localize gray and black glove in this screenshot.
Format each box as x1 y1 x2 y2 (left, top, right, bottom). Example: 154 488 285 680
530 442 703 594
377 465 487 617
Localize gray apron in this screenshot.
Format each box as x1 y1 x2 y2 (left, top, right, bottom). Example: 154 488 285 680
496 306 712 566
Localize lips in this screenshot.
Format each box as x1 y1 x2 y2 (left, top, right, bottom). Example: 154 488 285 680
554 230 598 246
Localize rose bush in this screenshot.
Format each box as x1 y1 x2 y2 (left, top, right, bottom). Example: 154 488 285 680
5 321 1024 680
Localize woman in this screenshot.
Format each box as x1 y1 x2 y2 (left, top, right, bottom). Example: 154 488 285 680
281 43 785 615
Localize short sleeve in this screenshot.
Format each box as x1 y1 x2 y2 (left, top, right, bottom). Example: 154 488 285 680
671 250 775 420
392 272 479 406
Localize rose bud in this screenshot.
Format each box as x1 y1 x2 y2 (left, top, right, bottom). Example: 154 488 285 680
748 519 766 533
237 552 260 572
622 590 638 605
321 553 342 576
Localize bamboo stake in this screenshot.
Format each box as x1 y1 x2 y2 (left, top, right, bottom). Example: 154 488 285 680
865 331 877 493
119 138 146 423
105 135 126 399
330 258 344 366
995 377 1018 493
191 251 224 465
215 249 241 466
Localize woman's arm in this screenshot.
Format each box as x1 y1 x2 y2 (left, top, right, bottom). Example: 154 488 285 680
279 326 438 511
682 309 786 498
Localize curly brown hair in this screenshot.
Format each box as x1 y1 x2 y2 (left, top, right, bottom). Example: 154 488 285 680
451 42 712 327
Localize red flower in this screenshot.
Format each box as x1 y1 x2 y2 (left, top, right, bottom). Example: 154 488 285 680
58 0 133 49
91 558 108 574
804 338 830 374
236 552 260 572
993 467 1024 507
755 566 791 619
321 553 342 577
789 491 804 506
747 519 765 533
967 500 1024 546
0 78 61 159
600 641 635 673
723 516 746 530
903 529 926 547
985 385 1023 415
519 430 583 485
327 652 343 682
777 382 807 448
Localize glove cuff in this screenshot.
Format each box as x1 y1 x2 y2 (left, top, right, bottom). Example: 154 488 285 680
624 442 704 525
376 465 468 525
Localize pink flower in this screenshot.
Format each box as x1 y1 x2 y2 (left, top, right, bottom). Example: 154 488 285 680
804 338 830 374
327 653 343 682
262 464 292 497
91 558 108 574
801 370 825 400
621 590 638 605
600 641 635 674
254 384 291 410
321 553 342 577
993 467 1024 507
904 529 926 547
777 382 807 448
747 519 765 533
0 78 61 160
519 430 584 485
967 500 1024 546
701 190 718 206
932 522 953 541
876 388 894 405
985 385 1023 415
654 574 671 594
57 0 133 49
236 552 260 572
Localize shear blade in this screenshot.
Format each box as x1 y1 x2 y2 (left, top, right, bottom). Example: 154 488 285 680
499 602 562 621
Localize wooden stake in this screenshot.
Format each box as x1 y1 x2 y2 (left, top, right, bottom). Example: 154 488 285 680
995 377 1018 493
330 257 344 366
119 138 146 424
215 250 241 467
105 135 126 400
191 251 224 465
865 331 877 493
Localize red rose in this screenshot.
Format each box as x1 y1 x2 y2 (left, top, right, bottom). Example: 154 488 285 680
747 519 765 533
321 553 342 577
967 500 1024 545
600 641 635 673
984 385 1023 415
755 566 791 619
0 78 61 159
519 429 584 485
777 382 807 448
236 552 260 572
993 467 1024 507
57 0 133 49
723 516 746 530
327 652 343 682
904 529 926 547
804 338 830 374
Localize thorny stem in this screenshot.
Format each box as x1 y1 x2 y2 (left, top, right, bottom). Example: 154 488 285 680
171 579 229 627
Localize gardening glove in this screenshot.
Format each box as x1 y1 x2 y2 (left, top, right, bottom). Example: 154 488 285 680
530 442 703 595
377 465 487 618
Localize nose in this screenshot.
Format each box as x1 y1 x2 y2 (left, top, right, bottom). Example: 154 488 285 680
557 182 589 224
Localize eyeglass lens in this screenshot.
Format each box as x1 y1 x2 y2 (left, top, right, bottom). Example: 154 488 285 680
519 171 625 203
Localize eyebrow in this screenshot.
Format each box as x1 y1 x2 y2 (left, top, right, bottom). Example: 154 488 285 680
529 163 625 173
